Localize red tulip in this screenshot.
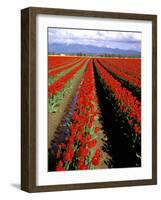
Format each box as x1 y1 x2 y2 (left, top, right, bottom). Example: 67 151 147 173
56 160 64 171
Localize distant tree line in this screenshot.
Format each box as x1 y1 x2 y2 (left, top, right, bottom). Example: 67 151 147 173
48 52 141 58
98 53 141 58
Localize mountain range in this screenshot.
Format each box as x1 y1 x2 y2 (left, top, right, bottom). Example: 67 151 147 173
48 43 140 56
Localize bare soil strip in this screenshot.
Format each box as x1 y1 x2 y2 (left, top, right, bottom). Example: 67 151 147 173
92 102 111 169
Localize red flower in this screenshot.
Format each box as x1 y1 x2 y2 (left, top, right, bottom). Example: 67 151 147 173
88 139 97 148
134 123 141 135
78 158 88 170
91 149 100 166
81 137 87 146
63 152 72 162
69 136 75 144
78 164 88 170
91 156 100 166
58 143 66 149
86 133 91 140
78 147 89 157
94 127 101 134
128 119 133 125
90 115 95 123
56 160 64 171
95 149 100 155
76 132 83 141
88 122 92 129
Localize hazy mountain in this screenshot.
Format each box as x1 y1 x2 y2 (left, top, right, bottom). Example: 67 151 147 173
48 43 140 56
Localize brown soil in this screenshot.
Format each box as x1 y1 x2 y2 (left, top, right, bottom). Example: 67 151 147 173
91 99 111 169
92 120 111 169
48 61 89 148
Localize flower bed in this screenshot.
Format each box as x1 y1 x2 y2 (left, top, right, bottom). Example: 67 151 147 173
54 59 103 171
94 59 141 137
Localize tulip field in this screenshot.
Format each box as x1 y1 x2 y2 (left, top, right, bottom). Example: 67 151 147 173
48 55 141 171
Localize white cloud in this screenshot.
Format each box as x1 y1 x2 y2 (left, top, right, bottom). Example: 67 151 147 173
48 28 141 51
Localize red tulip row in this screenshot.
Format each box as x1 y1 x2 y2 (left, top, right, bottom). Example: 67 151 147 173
98 58 141 88
100 58 141 79
56 59 102 171
48 56 80 70
48 58 84 77
48 59 88 97
94 59 141 136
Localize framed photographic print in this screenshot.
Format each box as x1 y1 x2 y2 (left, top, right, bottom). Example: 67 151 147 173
21 7 157 192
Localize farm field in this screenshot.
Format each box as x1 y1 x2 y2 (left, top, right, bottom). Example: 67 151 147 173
48 55 141 171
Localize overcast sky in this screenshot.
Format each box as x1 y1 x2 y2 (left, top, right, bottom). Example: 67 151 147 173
48 28 141 51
